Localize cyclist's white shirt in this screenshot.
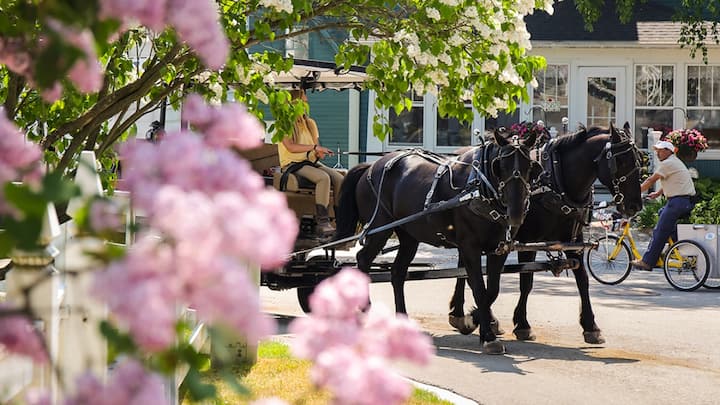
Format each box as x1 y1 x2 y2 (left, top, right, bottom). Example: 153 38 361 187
656 154 696 198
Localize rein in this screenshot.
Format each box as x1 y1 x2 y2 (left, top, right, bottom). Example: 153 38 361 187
592 134 641 206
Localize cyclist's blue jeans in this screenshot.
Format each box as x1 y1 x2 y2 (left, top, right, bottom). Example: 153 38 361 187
642 196 694 266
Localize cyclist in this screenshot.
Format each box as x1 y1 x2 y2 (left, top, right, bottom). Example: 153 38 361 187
631 140 696 271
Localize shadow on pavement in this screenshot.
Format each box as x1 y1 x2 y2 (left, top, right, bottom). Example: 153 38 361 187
431 333 639 375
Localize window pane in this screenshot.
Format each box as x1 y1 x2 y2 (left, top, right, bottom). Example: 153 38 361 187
437 111 472 147
687 66 699 106
661 66 674 106
485 109 519 134
635 65 674 107
634 110 673 148
389 108 423 144
540 109 570 136
687 109 720 149
556 65 569 100
713 66 720 106
534 64 569 106
698 66 713 106
587 77 616 127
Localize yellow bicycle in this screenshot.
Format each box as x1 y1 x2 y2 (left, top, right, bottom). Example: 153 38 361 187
585 210 711 292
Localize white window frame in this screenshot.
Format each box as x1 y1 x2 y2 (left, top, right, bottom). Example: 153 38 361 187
633 64 676 148
685 64 720 160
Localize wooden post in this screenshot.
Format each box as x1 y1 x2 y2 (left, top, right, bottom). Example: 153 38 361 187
5 203 61 402
211 260 260 366
58 151 108 389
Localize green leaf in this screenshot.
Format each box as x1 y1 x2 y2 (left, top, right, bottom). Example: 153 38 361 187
183 368 217 401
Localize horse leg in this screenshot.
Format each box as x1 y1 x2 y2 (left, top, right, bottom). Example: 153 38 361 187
448 258 501 336
390 230 419 314
569 251 605 344
462 250 504 354
355 230 392 310
479 253 508 353
513 251 537 341
448 256 475 334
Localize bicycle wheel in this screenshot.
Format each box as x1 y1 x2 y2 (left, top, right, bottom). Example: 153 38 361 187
585 235 632 285
663 240 710 292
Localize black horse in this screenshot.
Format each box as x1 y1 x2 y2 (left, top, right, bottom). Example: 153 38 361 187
335 130 538 354
448 123 644 347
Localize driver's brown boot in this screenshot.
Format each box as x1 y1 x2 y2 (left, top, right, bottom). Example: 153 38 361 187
315 204 335 238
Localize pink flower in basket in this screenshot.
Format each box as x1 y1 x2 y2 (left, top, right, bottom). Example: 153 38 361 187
664 128 710 153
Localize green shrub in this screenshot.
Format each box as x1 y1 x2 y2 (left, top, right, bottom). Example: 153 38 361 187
636 197 664 229
690 193 720 224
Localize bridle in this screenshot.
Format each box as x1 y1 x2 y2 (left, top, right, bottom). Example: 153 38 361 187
594 131 642 206
490 135 535 210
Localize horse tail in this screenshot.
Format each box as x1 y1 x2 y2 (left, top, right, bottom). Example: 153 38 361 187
335 162 371 240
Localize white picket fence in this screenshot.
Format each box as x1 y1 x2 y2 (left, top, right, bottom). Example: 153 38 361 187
0 151 253 404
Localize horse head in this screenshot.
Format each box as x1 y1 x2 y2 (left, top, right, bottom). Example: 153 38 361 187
596 122 643 216
491 128 537 227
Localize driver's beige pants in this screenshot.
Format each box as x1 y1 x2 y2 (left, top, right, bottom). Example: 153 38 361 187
293 163 344 208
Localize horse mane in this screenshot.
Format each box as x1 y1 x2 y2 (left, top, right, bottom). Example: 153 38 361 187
551 126 609 150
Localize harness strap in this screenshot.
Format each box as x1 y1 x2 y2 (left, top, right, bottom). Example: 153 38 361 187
279 160 319 191
424 163 449 209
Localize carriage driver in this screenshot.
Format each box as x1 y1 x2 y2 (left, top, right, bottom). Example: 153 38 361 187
278 89 344 237
631 140 696 271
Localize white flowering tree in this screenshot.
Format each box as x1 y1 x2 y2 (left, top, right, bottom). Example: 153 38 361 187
1 0 557 178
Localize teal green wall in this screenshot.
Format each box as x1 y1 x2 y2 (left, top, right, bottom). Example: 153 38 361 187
307 90 351 168
687 160 720 179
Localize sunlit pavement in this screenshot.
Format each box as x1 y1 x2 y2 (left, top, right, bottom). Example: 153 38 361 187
262 232 720 405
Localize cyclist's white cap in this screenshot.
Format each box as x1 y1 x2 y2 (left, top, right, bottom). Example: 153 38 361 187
653 140 675 153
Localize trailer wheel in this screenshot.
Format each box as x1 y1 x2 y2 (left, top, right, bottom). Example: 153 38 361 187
297 286 316 313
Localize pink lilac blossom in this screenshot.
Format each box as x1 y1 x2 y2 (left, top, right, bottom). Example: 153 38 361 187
0 109 43 213
89 198 123 232
182 94 264 150
0 109 43 185
46 19 103 93
41 82 63 103
64 358 167 405
92 237 180 351
25 389 51 405
311 346 412 405
166 0 229 69
99 0 168 31
0 303 49 364
289 268 435 405
117 134 265 211
93 208 281 351
308 268 370 320
0 36 32 75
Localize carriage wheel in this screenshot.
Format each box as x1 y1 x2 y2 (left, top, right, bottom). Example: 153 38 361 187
296 286 316 313
585 235 632 285
663 240 710 292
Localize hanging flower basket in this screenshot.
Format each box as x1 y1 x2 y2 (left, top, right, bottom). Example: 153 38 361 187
663 128 709 163
676 144 698 162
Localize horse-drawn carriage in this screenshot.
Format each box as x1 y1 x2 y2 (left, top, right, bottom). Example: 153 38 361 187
250 59 646 353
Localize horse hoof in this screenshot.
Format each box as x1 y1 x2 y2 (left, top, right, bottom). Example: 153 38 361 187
490 319 506 336
482 340 506 355
514 328 536 341
448 315 477 335
583 331 605 345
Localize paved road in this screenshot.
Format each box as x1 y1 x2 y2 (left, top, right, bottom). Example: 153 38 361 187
261 239 720 405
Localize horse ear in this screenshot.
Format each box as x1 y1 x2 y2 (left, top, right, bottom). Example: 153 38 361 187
623 121 632 139
493 128 510 146
610 122 622 143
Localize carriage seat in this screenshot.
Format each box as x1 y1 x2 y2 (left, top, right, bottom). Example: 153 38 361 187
272 170 317 193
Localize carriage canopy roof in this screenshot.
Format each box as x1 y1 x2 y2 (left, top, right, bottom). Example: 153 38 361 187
268 59 368 92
